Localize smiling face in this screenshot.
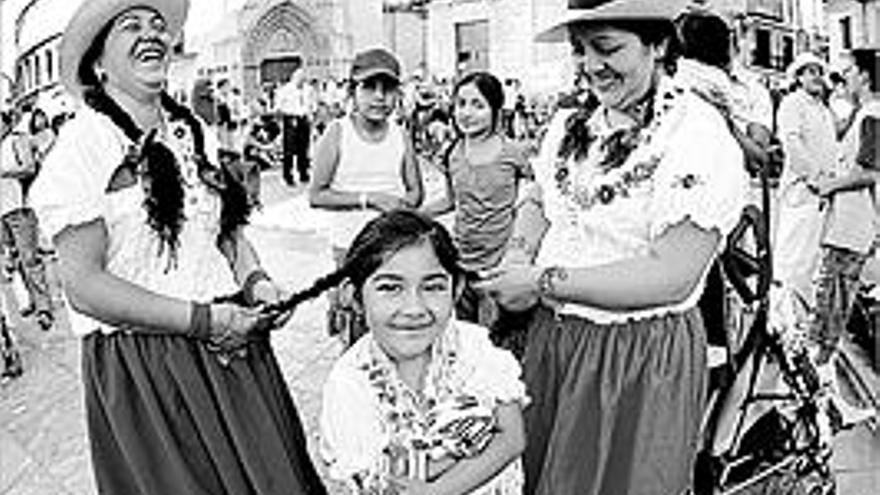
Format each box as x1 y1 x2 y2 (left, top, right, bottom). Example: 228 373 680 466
358 241 456 364
97 7 171 99
454 82 495 138
571 24 662 111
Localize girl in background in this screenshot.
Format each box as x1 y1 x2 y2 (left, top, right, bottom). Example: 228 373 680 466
421 72 533 353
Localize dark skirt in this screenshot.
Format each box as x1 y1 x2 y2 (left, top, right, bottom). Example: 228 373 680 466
82 331 327 495
523 306 707 495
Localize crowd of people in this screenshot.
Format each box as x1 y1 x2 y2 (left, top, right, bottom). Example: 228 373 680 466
1 102 72 381
0 0 878 493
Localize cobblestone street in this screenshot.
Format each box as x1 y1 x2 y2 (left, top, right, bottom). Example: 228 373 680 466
1 170 878 494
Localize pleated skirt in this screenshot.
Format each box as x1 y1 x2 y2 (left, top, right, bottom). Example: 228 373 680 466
82 331 327 495
523 306 707 495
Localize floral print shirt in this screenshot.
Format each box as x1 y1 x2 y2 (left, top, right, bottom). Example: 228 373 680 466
320 320 528 494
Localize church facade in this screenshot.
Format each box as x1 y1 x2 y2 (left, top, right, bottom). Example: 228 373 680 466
189 0 384 103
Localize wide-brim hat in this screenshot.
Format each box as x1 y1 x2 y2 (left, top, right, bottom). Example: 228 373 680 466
60 0 189 99
536 0 687 43
785 52 827 80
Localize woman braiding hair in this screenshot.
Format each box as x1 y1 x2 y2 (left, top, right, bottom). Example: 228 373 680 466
27 0 326 493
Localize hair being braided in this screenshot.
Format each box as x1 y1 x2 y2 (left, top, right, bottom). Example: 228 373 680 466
261 268 351 317
261 210 464 321
159 93 251 239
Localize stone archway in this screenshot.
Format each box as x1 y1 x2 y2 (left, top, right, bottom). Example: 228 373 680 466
241 1 331 102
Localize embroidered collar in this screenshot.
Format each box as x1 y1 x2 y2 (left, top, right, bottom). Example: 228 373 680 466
351 322 496 488
358 323 463 440
553 77 687 210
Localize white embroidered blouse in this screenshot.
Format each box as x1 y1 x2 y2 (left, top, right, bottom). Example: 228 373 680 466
320 319 528 494
29 105 239 336
533 77 749 324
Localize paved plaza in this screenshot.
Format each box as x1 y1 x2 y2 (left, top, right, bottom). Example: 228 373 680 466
1 171 878 494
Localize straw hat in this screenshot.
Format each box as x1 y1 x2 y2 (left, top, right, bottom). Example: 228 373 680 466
536 0 688 43
785 52 827 80
59 0 189 99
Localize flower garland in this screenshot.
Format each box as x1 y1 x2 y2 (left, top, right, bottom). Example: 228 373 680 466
554 83 687 210
352 325 498 488
359 331 461 443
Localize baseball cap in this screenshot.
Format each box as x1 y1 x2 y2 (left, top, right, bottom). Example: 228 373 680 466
350 48 401 84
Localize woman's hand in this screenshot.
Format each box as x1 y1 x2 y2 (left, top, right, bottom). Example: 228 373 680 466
474 265 543 312
208 302 271 350
250 280 295 330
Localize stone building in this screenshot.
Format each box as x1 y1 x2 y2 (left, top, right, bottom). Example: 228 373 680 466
190 0 384 106
424 0 570 92
825 0 880 69
6 0 78 111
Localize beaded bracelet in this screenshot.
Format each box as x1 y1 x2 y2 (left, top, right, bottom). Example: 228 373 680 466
189 302 212 340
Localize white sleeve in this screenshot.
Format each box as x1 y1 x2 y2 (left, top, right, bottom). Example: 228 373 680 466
29 114 122 240
457 321 530 407
649 94 749 240
319 358 385 484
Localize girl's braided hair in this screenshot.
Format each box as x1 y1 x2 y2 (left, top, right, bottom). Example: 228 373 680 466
263 210 464 317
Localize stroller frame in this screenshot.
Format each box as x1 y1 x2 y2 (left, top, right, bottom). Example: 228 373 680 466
695 162 837 495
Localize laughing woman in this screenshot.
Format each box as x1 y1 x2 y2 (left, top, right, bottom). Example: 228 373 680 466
476 1 749 494
29 1 326 493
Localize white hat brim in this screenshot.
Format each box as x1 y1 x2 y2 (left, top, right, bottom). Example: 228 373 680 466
786 53 827 80
536 0 687 43
60 0 189 99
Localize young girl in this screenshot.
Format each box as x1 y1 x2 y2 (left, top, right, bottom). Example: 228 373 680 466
310 48 423 345
266 210 527 493
421 72 533 350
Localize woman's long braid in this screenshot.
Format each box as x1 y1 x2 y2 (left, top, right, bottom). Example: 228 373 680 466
160 93 251 239
558 107 595 162
84 87 185 266
83 88 253 267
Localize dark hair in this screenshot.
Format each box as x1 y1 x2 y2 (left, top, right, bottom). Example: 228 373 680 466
452 71 505 134
265 210 463 316
677 12 731 70
853 49 879 93
78 22 114 88
558 94 601 162
82 86 251 267
570 19 681 73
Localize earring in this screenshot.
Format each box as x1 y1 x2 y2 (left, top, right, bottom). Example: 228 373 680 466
95 66 107 83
